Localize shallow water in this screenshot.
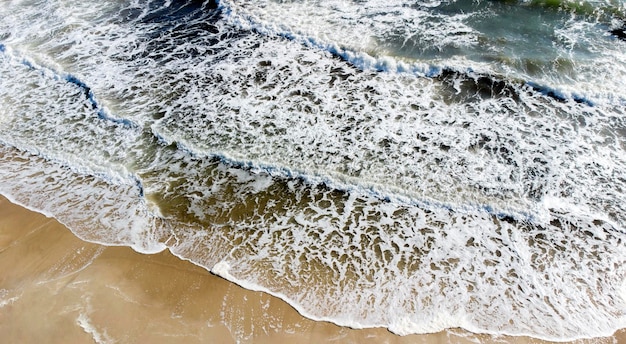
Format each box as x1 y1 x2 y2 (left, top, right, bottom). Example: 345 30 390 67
1 0 626 340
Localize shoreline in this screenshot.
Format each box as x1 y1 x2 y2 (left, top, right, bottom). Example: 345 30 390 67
0 194 623 343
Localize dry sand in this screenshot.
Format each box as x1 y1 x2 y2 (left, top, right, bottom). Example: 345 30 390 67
0 195 623 343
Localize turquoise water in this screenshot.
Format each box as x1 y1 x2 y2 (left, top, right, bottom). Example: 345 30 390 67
1 0 626 340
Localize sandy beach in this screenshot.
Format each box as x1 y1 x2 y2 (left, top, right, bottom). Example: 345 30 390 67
0 195 623 344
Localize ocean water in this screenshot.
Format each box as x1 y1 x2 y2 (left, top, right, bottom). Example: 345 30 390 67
1 0 626 341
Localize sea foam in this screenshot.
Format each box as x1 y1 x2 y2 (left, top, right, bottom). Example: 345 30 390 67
1 0 626 341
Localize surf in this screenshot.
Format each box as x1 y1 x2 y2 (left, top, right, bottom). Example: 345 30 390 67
1 0 625 341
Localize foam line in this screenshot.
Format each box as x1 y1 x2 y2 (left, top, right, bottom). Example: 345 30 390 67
0 43 140 130
2 1 625 340
152 125 545 226
525 81 595 107
208 258 624 342
0 44 149 205
0 136 150 222
215 0 442 77
215 0 606 105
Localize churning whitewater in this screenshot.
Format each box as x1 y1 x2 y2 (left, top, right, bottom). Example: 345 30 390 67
1 0 626 341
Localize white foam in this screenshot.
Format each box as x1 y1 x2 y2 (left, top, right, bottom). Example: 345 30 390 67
0 289 20 309
218 0 626 105
210 260 233 279
1 0 626 341
210 259 375 331
77 312 114 344
218 0 478 76
0 146 168 253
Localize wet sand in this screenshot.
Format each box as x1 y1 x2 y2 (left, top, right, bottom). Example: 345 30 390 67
0 195 623 343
